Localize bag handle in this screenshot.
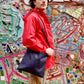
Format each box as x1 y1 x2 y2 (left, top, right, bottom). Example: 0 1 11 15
38 18 50 47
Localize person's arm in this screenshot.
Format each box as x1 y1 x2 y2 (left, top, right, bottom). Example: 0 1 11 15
22 15 48 53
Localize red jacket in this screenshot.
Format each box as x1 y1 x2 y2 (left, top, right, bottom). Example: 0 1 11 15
22 8 55 69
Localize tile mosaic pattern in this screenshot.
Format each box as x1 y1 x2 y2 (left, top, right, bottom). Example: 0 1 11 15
0 0 84 84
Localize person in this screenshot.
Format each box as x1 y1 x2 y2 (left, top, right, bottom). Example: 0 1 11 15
22 0 55 84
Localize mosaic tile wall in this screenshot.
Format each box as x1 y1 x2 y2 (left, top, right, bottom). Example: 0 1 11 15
0 0 84 84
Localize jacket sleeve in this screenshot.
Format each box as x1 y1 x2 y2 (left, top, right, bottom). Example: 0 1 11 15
22 15 47 53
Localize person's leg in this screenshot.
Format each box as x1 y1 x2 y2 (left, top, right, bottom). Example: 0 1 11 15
43 69 48 84
28 69 48 84
28 73 37 84
36 69 48 84
28 73 43 84
36 76 43 84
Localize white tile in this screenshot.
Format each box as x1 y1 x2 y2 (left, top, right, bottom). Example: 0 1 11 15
1 76 5 80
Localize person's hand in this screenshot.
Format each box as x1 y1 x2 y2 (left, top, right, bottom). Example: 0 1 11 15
46 48 54 56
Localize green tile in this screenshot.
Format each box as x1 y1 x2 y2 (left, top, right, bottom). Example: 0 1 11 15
1 70 4 76
76 70 79 73
70 66 73 71
71 79 74 82
66 68 69 73
0 81 5 84
55 80 59 84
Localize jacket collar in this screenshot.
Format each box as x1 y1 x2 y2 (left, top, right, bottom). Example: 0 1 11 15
23 8 49 24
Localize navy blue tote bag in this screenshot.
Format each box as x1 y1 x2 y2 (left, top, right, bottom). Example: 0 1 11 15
17 17 50 78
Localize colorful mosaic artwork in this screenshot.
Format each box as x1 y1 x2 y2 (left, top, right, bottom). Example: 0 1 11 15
0 0 84 84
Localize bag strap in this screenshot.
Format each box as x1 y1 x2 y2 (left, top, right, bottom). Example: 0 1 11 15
38 18 50 47
37 17 50 83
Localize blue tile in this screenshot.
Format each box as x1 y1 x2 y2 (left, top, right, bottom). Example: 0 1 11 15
73 72 76 75
0 67 2 70
68 80 70 83
75 75 77 78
